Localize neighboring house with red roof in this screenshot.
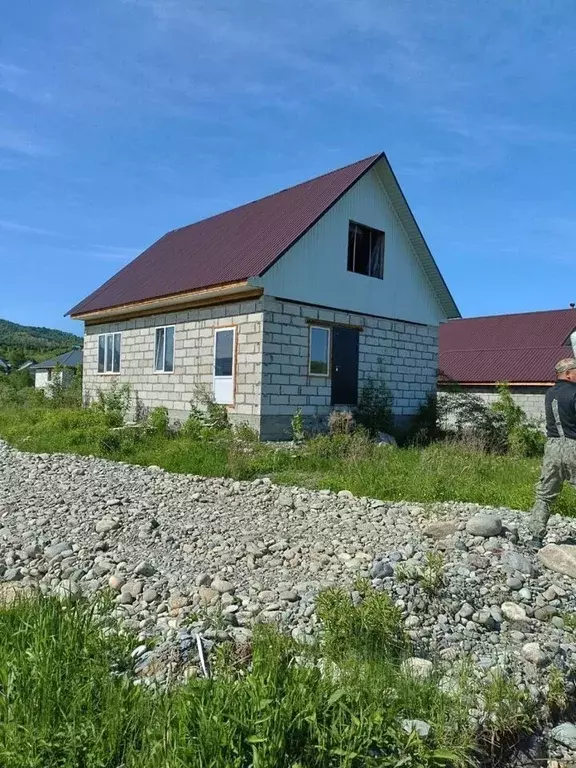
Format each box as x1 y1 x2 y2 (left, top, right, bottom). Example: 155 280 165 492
68 153 459 439
439 309 576 424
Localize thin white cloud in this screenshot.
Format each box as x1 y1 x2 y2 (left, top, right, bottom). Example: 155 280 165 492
0 61 52 104
0 128 51 157
84 244 141 262
0 219 56 236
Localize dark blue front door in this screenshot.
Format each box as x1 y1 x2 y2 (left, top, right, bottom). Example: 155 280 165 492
331 327 359 406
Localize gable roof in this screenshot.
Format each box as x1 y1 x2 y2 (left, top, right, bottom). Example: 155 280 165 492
68 152 459 319
30 349 83 370
439 309 576 384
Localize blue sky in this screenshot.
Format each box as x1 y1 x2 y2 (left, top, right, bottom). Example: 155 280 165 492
1 0 575 333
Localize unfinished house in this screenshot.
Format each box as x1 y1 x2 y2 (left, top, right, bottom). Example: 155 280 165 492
68 153 459 439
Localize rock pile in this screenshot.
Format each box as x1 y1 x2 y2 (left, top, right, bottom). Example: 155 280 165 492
3 440 576 762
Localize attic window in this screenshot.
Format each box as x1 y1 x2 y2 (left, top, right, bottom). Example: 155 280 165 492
347 221 384 279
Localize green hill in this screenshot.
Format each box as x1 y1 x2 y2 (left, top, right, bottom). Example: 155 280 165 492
0 318 83 365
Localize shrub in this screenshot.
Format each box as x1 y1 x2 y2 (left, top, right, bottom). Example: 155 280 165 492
438 390 508 454
49 364 83 409
182 386 231 440
439 384 545 458
147 406 170 435
93 381 131 427
405 393 444 447
192 385 230 432
304 429 375 461
97 430 122 455
316 581 407 662
0 378 45 408
354 378 394 436
182 409 205 440
491 383 545 458
232 422 259 442
291 407 305 442
327 409 355 436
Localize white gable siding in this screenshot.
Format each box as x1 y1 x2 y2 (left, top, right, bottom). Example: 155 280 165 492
259 167 447 326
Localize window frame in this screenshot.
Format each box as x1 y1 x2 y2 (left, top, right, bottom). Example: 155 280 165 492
154 325 175 373
97 332 122 374
308 325 331 377
347 220 385 280
213 326 236 405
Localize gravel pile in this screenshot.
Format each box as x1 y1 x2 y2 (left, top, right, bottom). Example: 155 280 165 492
3 440 576 762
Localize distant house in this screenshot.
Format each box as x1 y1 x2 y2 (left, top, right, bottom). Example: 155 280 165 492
67 153 459 440
439 308 576 424
17 359 37 371
30 349 83 392
0 357 10 375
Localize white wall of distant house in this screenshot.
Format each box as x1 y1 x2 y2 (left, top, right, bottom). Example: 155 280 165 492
34 368 69 393
34 370 51 389
259 166 447 327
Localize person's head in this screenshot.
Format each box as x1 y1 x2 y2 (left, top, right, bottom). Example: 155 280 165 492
555 358 576 382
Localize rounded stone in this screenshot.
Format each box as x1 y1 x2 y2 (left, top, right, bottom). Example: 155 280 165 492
403 657 434 679
501 602 527 622
521 642 548 667
108 574 125 591
466 515 503 538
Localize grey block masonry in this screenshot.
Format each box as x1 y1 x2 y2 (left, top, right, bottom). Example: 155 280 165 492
438 386 549 429
83 295 438 440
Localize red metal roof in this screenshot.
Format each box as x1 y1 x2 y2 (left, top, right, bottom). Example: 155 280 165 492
68 154 383 316
439 309 576 384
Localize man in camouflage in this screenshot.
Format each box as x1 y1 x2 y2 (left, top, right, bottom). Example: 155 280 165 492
529 357 576 547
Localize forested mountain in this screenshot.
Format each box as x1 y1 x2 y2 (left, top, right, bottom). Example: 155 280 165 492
0 318 82 366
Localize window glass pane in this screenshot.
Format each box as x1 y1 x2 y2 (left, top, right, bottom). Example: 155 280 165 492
347 225 356 271
113 333 121 373
347 222 384 279
164 327 174 372
105 334 113 372
98 335 105 373
310 327 329 375
369 232 384 278
155 328 165 371
353 225 370 275
214 329 234 377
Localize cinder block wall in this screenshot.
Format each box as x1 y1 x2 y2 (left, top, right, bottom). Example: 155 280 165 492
83 300 264 431
83 296 440 440
259 297 439 440
438 385 550 428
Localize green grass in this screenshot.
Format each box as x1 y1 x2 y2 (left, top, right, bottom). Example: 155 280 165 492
1 404 575 515
0 591 479 768
0 406 576 515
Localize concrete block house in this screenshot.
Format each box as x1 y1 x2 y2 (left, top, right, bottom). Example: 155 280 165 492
439 308 576 425
68 153 459 440
30 349 83 393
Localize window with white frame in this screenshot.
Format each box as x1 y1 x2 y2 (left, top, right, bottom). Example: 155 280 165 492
213 327 235 404
97 332 121 373
347 221 385 279
309 326 331 376
154 326 175 372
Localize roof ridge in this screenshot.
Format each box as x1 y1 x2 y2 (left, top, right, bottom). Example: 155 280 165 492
67 150 458 319
169 153 383 236
449 308 576 322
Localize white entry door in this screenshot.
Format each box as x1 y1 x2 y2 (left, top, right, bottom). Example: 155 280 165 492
213 327 235 404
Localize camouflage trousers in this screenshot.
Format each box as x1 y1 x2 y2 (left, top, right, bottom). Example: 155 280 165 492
529 437 576 539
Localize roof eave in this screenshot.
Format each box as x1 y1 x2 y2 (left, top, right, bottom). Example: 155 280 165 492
70 280 262 322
